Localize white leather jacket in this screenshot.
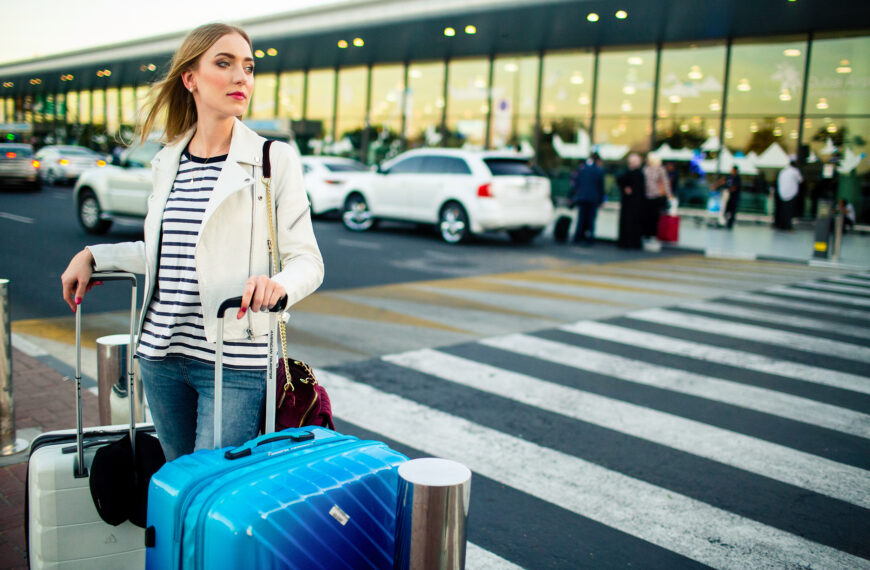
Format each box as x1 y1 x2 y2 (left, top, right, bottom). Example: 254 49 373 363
88 118 324 345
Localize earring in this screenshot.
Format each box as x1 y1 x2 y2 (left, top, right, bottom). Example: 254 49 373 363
188 86 193 93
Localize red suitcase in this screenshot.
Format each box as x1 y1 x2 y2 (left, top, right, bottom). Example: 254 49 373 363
657 214 679 242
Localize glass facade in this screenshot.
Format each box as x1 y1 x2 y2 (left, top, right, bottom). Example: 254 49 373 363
251 73 277 119
10 30 870 221
445 58 489 149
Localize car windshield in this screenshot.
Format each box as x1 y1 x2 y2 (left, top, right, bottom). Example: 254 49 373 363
484 158 544 177
324 162 367 173
57 147 97 156
0 145 33 158
123 141 162 167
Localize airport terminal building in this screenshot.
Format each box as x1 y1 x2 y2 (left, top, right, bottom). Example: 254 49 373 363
1 0 868 220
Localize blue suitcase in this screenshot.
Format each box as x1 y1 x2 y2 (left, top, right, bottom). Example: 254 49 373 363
145 298 408 569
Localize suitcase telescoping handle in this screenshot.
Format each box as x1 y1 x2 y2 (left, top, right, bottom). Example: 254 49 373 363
73 271 138 478
214 295 287 449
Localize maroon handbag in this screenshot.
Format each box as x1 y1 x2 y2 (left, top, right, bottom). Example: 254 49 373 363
263 140 334 431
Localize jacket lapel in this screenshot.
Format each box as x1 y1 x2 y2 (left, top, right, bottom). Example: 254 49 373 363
198 119 261 241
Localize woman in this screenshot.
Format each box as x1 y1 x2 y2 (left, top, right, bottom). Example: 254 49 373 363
60 24 324 460
642 153 671 240
617 153 645 249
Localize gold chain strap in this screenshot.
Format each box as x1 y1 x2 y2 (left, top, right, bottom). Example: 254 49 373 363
263 172 295 397
263 161 317 406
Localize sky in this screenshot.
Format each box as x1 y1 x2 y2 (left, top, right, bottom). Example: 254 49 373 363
0 0 346 65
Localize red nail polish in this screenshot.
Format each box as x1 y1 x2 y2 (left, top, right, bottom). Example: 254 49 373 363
75 297 82 305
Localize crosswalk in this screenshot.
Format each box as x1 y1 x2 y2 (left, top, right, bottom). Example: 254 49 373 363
321 269 870 569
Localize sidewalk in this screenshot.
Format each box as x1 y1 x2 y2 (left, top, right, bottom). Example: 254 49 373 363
561 204 870 269
0 348 99 569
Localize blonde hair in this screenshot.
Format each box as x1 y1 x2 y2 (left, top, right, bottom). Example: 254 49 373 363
646 153 662 168
137 23 252 145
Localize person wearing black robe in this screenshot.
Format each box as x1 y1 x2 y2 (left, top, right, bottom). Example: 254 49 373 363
617 153 645 249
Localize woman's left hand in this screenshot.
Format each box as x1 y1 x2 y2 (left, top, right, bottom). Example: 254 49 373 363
238 275 287 319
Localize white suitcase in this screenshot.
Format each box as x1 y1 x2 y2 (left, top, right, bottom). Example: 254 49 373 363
26 272 153 569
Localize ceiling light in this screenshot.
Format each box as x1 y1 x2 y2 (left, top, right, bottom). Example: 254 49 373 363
444 27 456 37
578 95 590 105
688 65 703 80
353 38 364 47
783 49 801 57
779 89 792 101
836 60 851 73
737 79 751 92
148 63 157 71
669 95 681 103
254 50 265 58
627 56 643 65
465 25 476 34
621 101 632 112
709 100 721 111
816 98 829 110
622 85 636 95
570 73 584 85
267 48 278 56
773 128 783 136
680 123 689 132
750 122 759 133
504 63 518 72
338 40 348 48
587 12 599 22
827 123 837 133
615 10 628 19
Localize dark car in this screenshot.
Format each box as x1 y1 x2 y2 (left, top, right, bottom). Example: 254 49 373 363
0 143 41 191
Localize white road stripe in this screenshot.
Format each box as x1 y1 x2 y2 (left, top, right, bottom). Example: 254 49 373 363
0 211 35 224
482 334 870 439
561 321 870 396
765 285 870 308
386 348 870 508
726 292 870 320
465 543 524 570
321 370 869 570
629 308 870 364
794 281 870 296
11 334 49 357
827 276 870 288
678 301 870 340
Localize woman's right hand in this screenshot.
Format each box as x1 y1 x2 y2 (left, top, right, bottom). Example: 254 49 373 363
61 248 101 312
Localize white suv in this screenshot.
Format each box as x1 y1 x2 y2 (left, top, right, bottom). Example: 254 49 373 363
340 149 553 244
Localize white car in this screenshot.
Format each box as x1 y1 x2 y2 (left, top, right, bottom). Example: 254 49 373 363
73 141 161 234
35 145 107 185
300 156 370 216
340 149 553 243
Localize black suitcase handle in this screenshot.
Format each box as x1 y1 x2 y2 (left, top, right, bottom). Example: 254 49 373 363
216 295 287 318
224 431 314 460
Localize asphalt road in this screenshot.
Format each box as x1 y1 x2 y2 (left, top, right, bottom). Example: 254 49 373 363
0 183 663 320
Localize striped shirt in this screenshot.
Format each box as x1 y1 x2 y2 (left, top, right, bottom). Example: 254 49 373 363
136 148 268 369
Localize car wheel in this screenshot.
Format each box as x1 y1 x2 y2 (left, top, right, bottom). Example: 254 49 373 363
439 202 470 244
78 190 111 234
342 193 377 231
45 169 57 186
29 179 42 192
507 227 543 244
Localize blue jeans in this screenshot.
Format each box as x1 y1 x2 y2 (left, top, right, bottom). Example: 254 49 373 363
138 356 266 461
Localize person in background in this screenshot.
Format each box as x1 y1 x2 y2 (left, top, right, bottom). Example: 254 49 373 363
776 160 802 230
717 165 741 229
835 198 856 234
642 154 671 242
617 153 645 249
569 152 605 246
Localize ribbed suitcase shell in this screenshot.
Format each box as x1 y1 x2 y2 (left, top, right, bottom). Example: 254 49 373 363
146 426 407 569
27 427 150 569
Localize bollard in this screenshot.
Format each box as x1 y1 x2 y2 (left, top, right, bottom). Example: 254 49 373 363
0 279 28 456
832 211 844 261
394 458 472 570
812 199 833 259
96 334 143 425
